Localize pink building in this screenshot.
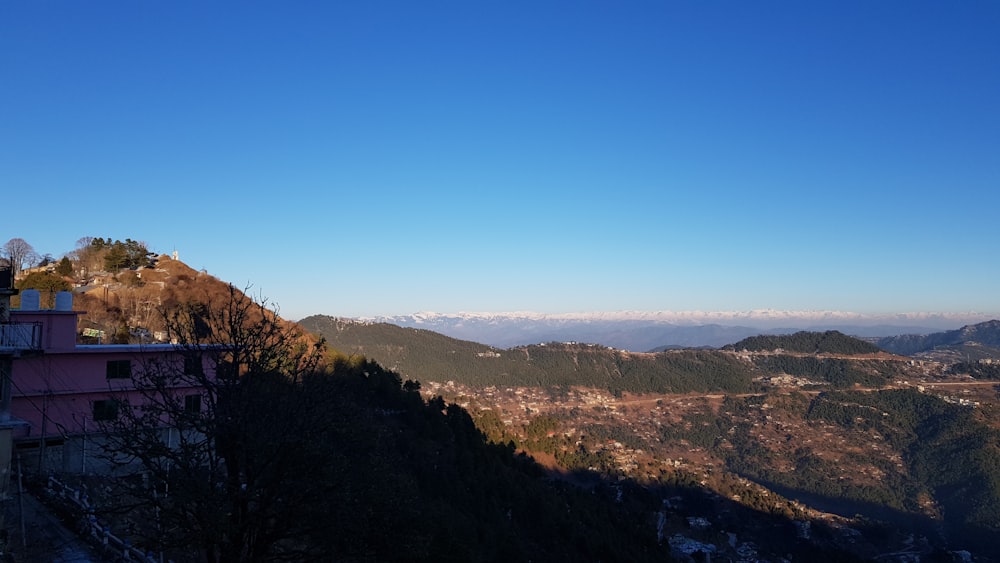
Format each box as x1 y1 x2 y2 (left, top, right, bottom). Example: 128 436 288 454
1 289 207 474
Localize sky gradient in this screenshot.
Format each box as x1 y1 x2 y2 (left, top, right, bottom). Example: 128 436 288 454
3 2 998 321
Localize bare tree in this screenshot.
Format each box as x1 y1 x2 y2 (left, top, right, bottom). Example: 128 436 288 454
2 238 37 279
71 236 102 279
97 285 329 562
116 283 161 337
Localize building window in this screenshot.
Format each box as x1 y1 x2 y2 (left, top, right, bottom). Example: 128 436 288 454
184 394 202 414
215 360 235 380
93 399 119 421
106 360 132 380
184 355 204 377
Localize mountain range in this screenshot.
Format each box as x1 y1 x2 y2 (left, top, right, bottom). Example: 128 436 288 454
297 316 912 393
351 310 994 351
876 319 1000 361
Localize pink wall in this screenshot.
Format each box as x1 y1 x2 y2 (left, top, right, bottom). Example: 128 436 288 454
11 347 204 439
8 309 208 441
10 310 79 351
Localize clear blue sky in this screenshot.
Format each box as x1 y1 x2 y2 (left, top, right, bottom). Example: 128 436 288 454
3 1 998 320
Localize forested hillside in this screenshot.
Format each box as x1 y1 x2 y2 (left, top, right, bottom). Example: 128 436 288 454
302 316 758 394
748 355 905 388
667 389 1000 556
303 316 916 393
802 389 1000 554
725 330 883 355
250 359 668 562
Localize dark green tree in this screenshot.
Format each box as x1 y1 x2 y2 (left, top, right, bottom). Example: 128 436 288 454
15 271 72 308
101 238 152 271
55 256 74 277
103 242 130 271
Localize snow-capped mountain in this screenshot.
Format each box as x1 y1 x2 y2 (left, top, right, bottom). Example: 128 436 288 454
351 310 996 351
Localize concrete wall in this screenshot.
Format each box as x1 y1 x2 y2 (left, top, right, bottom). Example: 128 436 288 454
18 427 200 476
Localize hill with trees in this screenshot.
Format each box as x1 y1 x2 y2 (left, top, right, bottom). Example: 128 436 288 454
301 315 761 395
8 236 270 345
301 316 917 392
724 330 884 355
800 389 1000 555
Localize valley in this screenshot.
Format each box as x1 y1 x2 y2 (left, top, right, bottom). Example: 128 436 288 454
425 374 1000 559
306 316 1000 560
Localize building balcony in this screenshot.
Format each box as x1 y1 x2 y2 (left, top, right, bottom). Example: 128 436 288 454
0 321 43 354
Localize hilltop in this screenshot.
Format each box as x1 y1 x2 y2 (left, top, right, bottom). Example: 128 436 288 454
724 330 885 356
14 247 305 347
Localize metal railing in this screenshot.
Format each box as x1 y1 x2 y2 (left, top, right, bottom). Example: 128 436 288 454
46 475 166 562
0 321 43 351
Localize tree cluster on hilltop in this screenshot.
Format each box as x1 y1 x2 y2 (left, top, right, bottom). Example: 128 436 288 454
3 236 154 282
6 236 158 332
82 236 155 272
725 330 883 355
4 236 284 345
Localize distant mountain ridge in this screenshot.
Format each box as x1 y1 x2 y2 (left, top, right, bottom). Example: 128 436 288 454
299 315 911 393
366 309 994 325
876 320 1000 361
346 310 988 351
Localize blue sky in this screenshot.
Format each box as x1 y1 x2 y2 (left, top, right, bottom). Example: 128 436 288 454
3 1 998 320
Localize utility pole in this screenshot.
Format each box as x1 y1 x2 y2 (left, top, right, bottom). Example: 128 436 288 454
0 265 18 543
16 454 25 549
0 265 17 420
37 394 47 474
81 416 87 474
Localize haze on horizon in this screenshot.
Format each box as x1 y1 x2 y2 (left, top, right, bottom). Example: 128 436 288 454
354 308 998 332
3 2 998 322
